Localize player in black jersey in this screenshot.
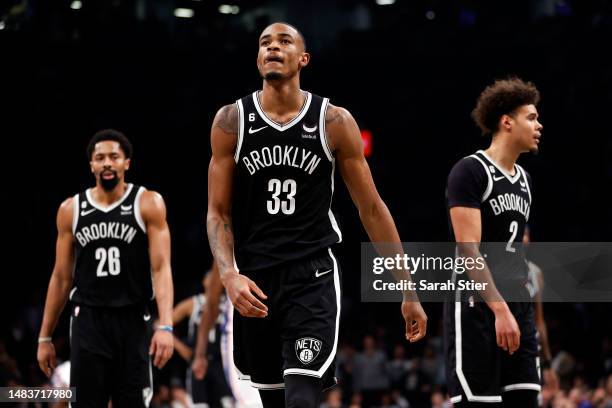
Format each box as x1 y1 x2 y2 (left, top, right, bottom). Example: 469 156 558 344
206 23 427 407
171 267 233 407
37 129 174 408
445 78 543 407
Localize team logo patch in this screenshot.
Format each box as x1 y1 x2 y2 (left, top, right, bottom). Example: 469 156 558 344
295 337 322 365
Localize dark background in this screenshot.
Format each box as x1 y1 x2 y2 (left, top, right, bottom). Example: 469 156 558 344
1 0 611 399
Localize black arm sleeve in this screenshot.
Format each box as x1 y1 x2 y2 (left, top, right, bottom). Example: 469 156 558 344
446 157 488 209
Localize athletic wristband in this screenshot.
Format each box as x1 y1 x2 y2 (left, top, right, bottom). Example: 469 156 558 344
38 337 52 343
157 325 173 333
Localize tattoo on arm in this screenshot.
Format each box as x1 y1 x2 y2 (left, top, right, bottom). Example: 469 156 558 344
206 218 235 272
325 108 344 126
214 104 238 135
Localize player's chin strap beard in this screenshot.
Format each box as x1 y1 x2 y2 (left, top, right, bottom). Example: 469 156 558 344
264 71 284 81
100 172 119 191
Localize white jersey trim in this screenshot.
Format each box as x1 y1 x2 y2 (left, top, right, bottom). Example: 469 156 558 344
252 91 312 132
234 100 245 163
85 183 134 213
469 155 494 202
134 186 146 233
72 194 79 235
328 160 342 243
450 395 462 403
283 248 340 379
319 98 333 162
478 150 521 184
516 164 532 203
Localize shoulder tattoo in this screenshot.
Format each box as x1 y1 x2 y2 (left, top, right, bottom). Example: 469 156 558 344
214 104 238 135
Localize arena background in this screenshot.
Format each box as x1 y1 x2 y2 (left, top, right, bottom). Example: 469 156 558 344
1 0 611 407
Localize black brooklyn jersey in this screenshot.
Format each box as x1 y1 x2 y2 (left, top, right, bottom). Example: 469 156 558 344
232 91 342 272
71 184 153 307
447 150 533 282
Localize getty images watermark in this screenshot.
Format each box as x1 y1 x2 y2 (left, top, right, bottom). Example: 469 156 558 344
361 242 612 303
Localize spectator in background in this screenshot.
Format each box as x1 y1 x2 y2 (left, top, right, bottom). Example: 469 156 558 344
321 387 345 408
387 344 410 392
337 342 357 404
353 335 390 407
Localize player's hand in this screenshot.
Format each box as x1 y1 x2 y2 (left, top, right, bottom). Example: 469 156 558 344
149 330 174 369
401 300 427 342
493 304 520 354
191 355 209 380
543 367 559 392
223 272 268 318
37 341 57 378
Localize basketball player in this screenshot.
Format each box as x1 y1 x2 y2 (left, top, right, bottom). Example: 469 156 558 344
206 22 427 408
192 265 263 408
445 78 543 407
171 266 233 408
37 129 174 407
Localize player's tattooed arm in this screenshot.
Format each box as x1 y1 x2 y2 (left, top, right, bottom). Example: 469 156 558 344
208 104 238 276
207 105 268 318
213 103 239 135
325 105 345 129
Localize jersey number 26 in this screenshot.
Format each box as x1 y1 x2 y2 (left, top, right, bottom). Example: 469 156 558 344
95 247 121 277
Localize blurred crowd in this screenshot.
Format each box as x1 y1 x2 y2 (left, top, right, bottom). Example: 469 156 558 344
2 302 612 408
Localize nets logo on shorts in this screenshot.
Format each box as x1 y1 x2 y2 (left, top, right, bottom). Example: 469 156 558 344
295 337 322 365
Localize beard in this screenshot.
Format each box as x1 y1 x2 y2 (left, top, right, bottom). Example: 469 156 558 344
100 171 119 191
264 71 284 81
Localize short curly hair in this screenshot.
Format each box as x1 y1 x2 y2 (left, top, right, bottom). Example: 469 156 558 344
86 129 133 160
472 77 540 135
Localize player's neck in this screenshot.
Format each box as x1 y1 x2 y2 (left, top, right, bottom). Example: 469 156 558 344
91 181 128 207
260 79 304 116
485 136 520 174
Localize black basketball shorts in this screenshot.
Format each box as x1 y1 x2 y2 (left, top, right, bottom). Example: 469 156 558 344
186 358 233 406
444 288 540 405
69 303 153 408
233 248 341 391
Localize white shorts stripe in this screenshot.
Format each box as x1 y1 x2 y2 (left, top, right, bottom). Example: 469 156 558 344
455 300 502 403
502 383 541 392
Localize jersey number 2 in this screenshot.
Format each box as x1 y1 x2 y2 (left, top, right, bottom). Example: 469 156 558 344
505 221 518 253
95 247 121 276
267 178 296 215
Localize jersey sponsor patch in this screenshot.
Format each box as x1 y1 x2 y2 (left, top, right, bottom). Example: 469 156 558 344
295 337 322 365
302 123 318 132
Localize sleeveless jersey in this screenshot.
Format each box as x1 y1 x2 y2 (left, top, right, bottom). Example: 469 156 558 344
70 183 153 307
186 293 229 360
447 150 533 283
231 91 342 272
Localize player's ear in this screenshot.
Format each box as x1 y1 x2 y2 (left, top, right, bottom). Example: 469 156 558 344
299 52 310 69
124 158 131 171
501 114 513 131
90 160 95 174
